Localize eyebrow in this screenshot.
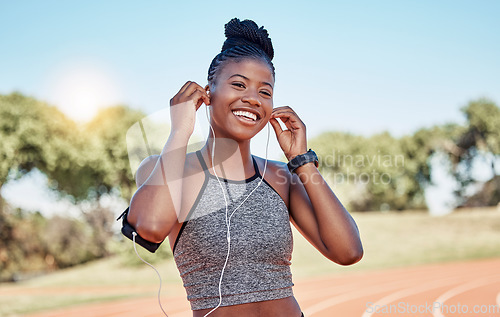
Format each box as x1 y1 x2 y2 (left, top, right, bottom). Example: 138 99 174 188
228 74 273 89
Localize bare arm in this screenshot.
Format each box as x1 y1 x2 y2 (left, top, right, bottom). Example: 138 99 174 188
289 164 363 265
270 106 363 265
127 81 210 243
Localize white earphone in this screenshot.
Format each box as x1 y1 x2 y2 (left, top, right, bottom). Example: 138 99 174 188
203 102 270 317
131 91 271 317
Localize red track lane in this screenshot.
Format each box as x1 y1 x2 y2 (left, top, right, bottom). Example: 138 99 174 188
23 258 500 317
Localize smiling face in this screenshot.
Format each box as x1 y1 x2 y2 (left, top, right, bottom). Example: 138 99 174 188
207 58 275 142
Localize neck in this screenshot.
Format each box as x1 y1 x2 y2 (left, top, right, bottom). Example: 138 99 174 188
202 132 255 180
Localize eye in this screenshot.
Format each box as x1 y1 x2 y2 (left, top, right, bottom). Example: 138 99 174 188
231 82 245 89
260 90 272 97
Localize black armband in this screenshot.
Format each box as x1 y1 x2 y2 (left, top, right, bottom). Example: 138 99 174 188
117 207 163 253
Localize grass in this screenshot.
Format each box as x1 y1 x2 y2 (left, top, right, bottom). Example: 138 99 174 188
291 206 500 278
0 293 131 316
1 207 500 316
0 247 184 316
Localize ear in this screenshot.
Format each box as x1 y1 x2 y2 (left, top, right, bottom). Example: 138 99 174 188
204 84 211 107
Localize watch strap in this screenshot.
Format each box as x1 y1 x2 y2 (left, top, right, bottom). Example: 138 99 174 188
287 149 319 173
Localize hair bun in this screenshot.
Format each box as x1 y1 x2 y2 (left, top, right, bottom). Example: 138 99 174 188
221 18 274 60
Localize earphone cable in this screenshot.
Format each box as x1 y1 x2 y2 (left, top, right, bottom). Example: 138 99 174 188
131 105 271 317
203 105 230 317
132 232 169 317
202 106 270 317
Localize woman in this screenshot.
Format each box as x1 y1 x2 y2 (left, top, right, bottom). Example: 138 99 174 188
126 18 363 317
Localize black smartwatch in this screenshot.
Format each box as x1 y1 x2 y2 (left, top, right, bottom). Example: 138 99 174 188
287 149 319 173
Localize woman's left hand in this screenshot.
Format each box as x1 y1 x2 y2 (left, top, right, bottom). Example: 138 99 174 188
269 106 307 161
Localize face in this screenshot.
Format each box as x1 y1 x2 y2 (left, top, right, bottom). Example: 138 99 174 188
206 58 274 141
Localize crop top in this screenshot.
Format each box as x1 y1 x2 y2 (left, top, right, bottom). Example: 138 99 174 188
172 150 294 310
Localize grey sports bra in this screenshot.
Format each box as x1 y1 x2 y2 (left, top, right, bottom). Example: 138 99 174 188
172 150 294 310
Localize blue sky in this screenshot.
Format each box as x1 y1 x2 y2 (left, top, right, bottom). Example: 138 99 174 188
1 1 499 214
2 1 499 136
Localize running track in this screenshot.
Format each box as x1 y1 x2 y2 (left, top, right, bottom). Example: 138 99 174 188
24 258 500 317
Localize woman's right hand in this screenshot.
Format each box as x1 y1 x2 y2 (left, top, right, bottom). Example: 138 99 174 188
169 81 210 136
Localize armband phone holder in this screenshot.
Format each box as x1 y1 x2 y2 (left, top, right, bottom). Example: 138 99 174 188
117 207 162 253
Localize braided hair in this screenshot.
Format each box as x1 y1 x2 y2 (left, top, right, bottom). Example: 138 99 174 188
207 18 275 88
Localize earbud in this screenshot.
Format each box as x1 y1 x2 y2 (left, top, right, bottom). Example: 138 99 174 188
206 89 211 106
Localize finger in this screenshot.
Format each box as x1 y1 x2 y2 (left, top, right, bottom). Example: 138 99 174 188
272 109 305 130
269 118 283 137
272 112 299 131
189 89 210 110
270 115 293 132
272 105 293 112
271 106 295 116
189 86 210 101
282 117 296 131
182 81 204 96
178 81 192 95
271 108 298 120
272 108 294 115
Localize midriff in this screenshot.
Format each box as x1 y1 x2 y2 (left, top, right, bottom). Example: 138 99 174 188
192 296 301 317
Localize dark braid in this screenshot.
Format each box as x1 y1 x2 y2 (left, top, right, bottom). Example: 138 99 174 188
208 18 275 87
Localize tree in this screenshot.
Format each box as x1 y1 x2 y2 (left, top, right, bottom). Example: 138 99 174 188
308 122 474 212
83 105 145 202
0 92 80 211
445 98 500 206
310 131 425 211
0 92 146 206
0 92 148 279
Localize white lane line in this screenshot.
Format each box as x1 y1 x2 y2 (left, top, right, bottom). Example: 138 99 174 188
305 267 498 317
432 275 500 317
297 268 441 302
303 275 442 316
361 275 471 317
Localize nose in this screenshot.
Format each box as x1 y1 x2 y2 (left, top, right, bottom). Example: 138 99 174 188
241 90 262 107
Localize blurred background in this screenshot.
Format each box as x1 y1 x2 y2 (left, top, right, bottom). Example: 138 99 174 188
0 1 499 316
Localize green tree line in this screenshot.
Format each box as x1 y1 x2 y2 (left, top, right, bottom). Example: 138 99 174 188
310 97 500 211
0 92 148 281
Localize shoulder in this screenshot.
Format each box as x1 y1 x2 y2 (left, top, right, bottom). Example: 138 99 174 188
252 155 292 208
185 151 204 175
134 152 203 188
253 156 290 180
135 155 160 187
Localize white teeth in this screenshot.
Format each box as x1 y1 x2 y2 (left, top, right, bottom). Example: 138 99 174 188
232 110 257 121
